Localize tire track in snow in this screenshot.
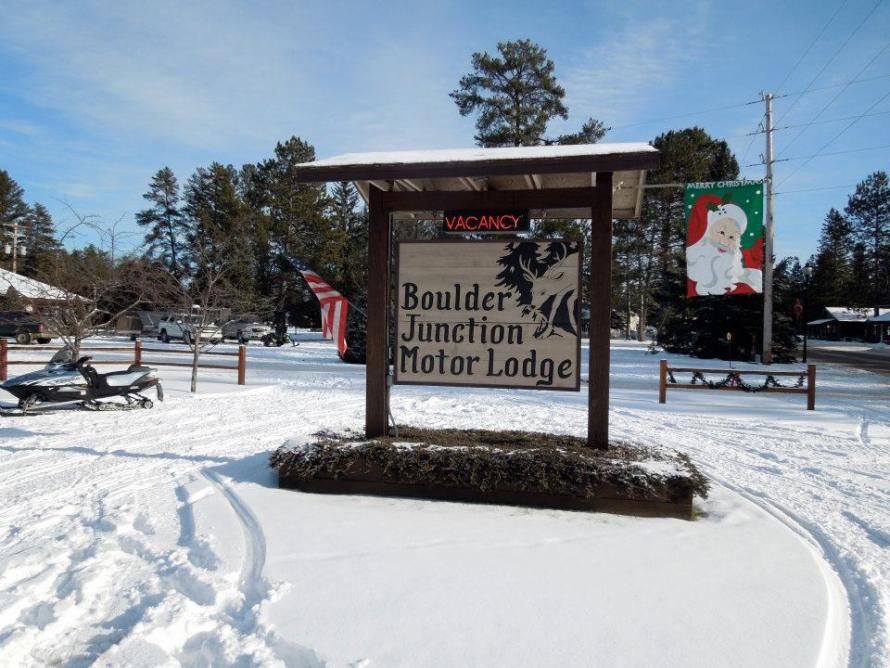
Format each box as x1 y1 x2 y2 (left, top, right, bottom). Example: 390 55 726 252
610 403 889 668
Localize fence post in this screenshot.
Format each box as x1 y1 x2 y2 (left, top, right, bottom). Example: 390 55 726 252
658 359 667 404
238 345 246 385
0 338 7 382
807 364 816 410
134 339 142 366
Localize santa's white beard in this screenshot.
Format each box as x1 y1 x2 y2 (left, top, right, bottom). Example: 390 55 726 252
686 238 762 295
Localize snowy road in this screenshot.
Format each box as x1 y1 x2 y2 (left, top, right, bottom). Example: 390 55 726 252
0 338 887 666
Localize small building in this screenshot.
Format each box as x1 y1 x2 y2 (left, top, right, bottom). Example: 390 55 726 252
868 311 890 344
0 268 72 307
807 306 886 342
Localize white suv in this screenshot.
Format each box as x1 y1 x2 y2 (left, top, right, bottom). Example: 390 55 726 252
157 315 222 345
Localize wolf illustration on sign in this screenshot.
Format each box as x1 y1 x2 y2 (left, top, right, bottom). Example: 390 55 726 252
496 241 580 338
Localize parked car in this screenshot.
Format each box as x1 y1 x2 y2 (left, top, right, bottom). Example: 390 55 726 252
220 319 272 343
156 315 222 345
0 311 53 344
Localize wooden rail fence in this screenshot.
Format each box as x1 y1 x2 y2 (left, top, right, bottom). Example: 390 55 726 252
658 359 816 410
0 339 247 385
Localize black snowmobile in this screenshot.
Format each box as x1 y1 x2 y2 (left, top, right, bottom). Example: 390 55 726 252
0 348 163 415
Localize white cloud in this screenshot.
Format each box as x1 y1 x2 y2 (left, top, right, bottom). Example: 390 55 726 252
0 1 316 151
560 1 712 130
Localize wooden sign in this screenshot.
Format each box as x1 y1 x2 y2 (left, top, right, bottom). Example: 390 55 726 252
395 240 581 390
442 210 529 234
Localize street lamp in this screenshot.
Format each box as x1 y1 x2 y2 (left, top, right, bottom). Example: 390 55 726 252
803 263 814 363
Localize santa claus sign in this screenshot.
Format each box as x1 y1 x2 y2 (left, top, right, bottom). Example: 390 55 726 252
685 181 764 297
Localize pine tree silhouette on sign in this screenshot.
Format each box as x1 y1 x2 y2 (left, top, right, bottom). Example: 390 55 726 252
496 241 580 339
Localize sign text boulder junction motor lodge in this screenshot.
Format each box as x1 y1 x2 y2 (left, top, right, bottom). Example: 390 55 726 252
395 238 582 391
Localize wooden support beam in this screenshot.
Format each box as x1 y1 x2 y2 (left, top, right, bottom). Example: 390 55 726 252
353 180 370 202
588 172 613 449
377 187 597 212
523 174 536 190
634 170 646 218
369 180 391 191
398 179 423 192
366 188 391 437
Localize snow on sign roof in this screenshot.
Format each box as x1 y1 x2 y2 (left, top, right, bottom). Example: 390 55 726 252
295 142 659 219
298 142 656 170
0 268 73 301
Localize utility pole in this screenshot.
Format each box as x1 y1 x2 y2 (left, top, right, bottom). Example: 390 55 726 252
762 92 775 364
3 221 24 274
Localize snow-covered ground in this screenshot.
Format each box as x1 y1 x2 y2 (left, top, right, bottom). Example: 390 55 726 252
0 336 887 667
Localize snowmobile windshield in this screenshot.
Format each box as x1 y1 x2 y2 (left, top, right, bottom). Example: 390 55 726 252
49 347 76 366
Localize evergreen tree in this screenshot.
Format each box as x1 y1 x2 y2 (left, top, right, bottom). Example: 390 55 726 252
328 181 367 300
844 171 890 315
810 208 852 314
450 39 605 147
849 242 870 307
238 162 275 313
0 170 28 268
136 167 187 277
641 128 797 360
183 162 255 300
258 136 332 327
641 128 739 342
20 203 60 277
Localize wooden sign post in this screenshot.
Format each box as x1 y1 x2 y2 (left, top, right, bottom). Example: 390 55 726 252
365 178 613 449
293 144 658 452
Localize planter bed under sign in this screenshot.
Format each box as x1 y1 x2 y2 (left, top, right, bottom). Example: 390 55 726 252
271 428 709 519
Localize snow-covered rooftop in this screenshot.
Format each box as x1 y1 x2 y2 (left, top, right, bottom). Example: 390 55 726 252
298 142 656 169
295 142 658 219
0 268 72 301
825 306 873 322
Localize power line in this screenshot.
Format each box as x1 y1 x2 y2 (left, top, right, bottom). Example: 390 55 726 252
775 72 890 99
745 140 890 167
778 90 890 186
738 112 765 165
768 109 890 134
774 184 857 195
779 40 890 156
606 98 760 131
775 0 883 124
773 0 850 96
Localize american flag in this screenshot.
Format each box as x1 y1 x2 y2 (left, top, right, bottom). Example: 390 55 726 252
294 262 349 356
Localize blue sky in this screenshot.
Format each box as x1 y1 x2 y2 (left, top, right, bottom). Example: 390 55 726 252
1 0 888 261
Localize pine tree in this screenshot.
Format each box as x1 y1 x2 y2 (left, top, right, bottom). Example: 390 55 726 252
810 208 852 314
642 128 797 360
643 128 739 344
183 162 255 300
20 203 60 277
450 39 604 147
136 167 187 277
844 171 890 315
328 181 367 300
0 170 28 269
257 137 332 327
849 242 870 307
